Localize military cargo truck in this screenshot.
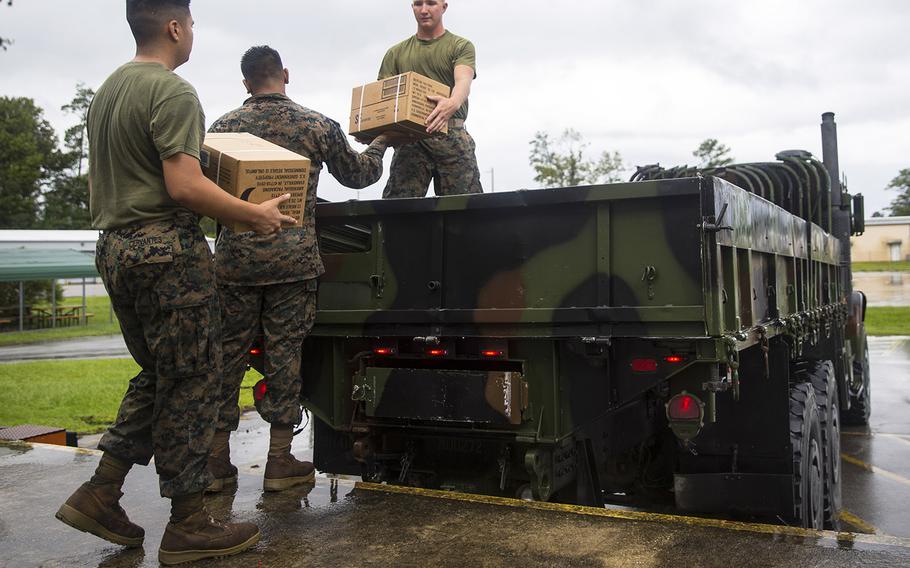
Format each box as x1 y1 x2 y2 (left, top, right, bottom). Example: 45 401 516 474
277 113 867 529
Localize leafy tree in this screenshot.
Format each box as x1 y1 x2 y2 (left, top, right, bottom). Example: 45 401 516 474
42 84 95 229
885 168 910 217
42 174 91 229
529 129 625 188
0 96 63 228
61 84 93 177
693 138 734 168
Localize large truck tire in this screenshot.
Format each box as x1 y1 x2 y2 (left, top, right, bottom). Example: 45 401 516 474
789 382 825 529
804 361 842 530
844 338 871 426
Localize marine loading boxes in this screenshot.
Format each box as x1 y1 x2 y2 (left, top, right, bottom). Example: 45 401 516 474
349 72 451 141
201 132 310 233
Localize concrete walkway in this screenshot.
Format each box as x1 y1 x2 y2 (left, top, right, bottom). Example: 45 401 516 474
3 441 910 567
0 334 128 362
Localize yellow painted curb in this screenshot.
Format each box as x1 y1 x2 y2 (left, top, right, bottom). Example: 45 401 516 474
356 482 910 549
839 510 879 535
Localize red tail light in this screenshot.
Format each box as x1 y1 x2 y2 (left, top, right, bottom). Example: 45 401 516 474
254 379 267 402
664 355 687 364
667 393 702 421
250 348 262 356
481 350 504 358
631 358 658 373
373 347 396 356
427 348 448 357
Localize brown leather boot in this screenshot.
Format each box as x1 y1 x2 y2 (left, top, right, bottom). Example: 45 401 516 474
205 431 237 493
263 425 315 492
158 508 260 565
55 482 145 547
263 454 316 492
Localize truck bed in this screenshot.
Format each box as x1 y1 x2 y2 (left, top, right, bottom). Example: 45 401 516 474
315 178 708 339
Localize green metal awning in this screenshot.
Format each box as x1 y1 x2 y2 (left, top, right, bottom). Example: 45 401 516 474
0 248 98 282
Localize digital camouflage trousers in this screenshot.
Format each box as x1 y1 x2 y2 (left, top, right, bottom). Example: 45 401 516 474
216 279 317 432
383 127 483 198
96 215 220 498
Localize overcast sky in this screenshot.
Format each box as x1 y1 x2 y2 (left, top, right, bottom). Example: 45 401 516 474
3 1 908 213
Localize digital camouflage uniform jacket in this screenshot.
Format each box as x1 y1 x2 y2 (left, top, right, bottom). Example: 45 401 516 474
209 93 386 285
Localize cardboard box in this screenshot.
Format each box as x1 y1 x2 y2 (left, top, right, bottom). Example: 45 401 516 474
200 133 310 233
349 72 451 141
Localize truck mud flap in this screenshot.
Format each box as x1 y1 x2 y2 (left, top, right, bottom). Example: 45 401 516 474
313 417 361 476
358 368 527 425
674 473 792 516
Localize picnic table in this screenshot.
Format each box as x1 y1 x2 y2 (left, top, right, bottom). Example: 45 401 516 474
29 305 93 328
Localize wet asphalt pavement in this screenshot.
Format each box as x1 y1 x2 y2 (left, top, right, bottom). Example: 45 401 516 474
839 336 910 537
3 440 910 568
0 335 129 362
0 336 908 566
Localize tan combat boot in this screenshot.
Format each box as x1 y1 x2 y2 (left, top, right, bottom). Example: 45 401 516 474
158 493 260 565
55 482 145 547
56 453 143 547
263 424 316 492
205 430 237 493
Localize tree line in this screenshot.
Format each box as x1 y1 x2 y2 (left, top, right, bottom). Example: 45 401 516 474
528 130 910 217
1 86 94 230
528 131 733 188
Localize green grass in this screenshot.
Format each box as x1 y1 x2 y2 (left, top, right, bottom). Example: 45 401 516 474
0 296 120 346
852 261 910 272
0 358 263 434
865 306 910 336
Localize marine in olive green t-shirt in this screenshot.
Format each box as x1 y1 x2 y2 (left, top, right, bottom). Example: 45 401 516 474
378 30 476 121
378 31 483 198
88 61 205 229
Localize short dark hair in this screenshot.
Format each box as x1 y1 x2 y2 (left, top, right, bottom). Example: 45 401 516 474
126 0 191 45
241 46 284 89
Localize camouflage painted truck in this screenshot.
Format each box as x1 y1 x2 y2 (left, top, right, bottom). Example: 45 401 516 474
289 113 869 529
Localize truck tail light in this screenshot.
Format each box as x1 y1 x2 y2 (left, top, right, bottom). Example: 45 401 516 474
631 358 658 373
666 391 705 442
373 347 396 356
250 348 262 356
664 355 687 364
481 350 504 358
427 348 448 357
667 393 701 420
254 379 267 402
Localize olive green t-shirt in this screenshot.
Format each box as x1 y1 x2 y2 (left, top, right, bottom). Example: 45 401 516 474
378 31 476 121
88 61 205 229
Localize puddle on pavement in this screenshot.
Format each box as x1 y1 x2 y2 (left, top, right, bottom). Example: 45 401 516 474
204 476 356 520
0 441 32 458
853 272 910 307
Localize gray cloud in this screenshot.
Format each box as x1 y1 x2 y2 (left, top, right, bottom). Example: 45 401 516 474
3 0 907 211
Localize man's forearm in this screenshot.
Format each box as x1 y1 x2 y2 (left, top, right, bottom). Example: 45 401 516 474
329 135 390 189
450 78 471 109
173 175 262 223
163 153 264 223
366 137 389 158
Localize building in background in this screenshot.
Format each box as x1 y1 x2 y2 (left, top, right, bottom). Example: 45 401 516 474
851 217 910 262
0 230 99 252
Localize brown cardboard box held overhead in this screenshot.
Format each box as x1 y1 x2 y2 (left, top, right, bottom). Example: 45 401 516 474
349 72 451 141
201 133 310 233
